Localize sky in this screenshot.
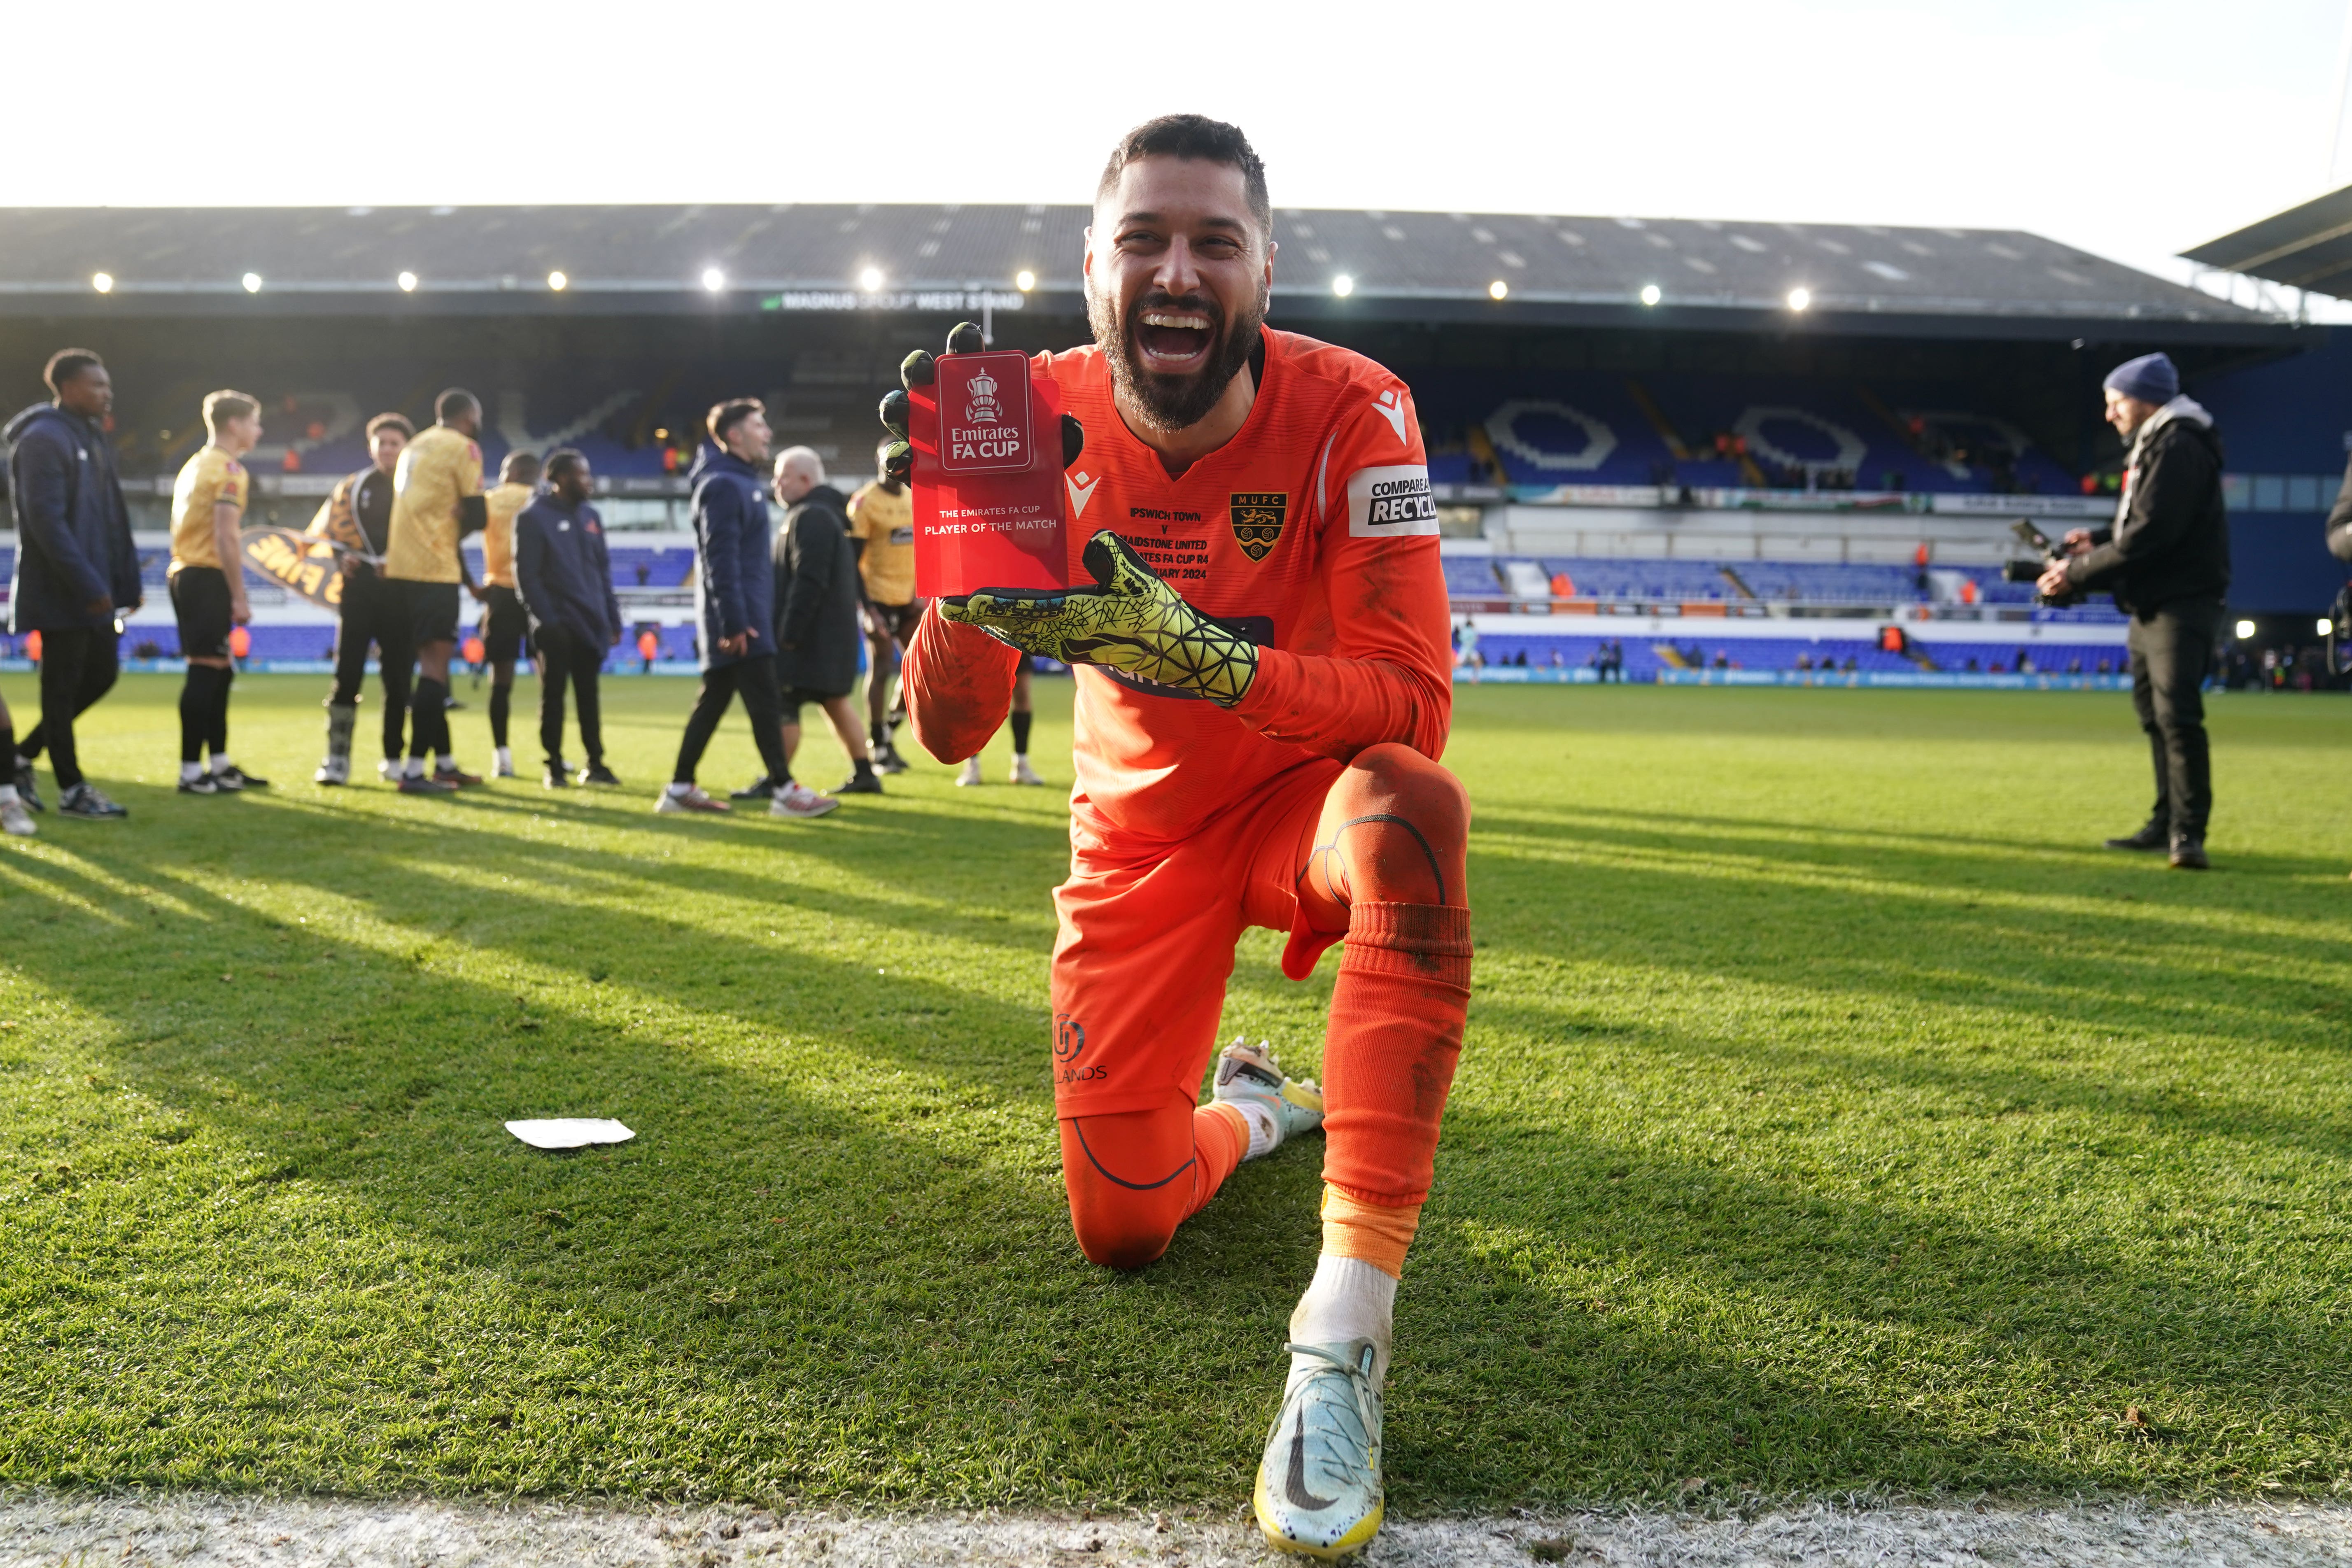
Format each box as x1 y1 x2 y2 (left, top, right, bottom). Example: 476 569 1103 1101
8 0 2347 303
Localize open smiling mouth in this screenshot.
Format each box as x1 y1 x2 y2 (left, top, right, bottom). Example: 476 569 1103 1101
1136 308 1215 371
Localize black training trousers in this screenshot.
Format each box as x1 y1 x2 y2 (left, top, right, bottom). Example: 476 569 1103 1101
331 570 413 760
535 625 606 767
20 627 120 790
2126 596 2223 843
672 655 789 785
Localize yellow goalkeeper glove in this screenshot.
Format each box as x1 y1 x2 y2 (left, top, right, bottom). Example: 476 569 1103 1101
942 529 1261 707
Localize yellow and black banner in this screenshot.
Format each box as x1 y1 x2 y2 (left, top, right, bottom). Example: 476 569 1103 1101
240 527 360 612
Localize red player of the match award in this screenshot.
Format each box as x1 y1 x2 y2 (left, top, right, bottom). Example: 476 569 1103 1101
909 349 1070 598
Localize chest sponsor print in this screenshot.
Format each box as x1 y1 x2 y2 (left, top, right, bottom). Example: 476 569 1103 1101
1346 464 1438 538
1229 491 1288 562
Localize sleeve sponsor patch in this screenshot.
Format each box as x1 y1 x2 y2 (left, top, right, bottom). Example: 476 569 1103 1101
1345 464 1437 537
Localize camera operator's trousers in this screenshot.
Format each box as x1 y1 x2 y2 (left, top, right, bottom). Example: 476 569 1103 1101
2128 597 2221 841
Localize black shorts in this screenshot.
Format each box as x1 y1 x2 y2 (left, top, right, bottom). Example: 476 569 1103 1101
482 584 527 664
170 566 233 661
399 580 462 650
780 683 848 721
864 599 926 644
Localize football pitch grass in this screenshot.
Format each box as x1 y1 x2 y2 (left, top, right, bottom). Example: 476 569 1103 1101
1 673 2347 1514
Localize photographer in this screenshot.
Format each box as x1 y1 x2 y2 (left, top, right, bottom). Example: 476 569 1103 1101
2038 353 2228 869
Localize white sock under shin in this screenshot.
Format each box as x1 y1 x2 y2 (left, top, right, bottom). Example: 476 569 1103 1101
1233 1100 1279 1159
1287 1253 1398 1390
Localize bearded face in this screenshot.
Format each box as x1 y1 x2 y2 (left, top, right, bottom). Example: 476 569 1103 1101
1086 156 1275 436
1088 273 1269 435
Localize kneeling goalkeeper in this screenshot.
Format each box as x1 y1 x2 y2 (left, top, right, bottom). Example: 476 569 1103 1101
888 116 1470 1559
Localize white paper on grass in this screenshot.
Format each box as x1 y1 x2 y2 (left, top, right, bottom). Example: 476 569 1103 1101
505 1118 635 1150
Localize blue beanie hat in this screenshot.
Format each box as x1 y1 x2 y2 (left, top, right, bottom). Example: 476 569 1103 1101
2103 352 2179 405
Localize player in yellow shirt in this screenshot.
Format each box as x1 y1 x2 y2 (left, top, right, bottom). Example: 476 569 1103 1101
167 391 268 794
846 444 923 775
476 450 539 777
384 388 489 793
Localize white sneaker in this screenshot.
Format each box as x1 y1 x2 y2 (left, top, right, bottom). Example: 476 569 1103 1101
654 785 730 815
492 746 515 779
314 755 350 786
956 756 983 787
0 797 34 837
1010 754 1044 786
770 781 839 819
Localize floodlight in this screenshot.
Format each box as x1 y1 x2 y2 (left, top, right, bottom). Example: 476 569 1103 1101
1787 287 1811 311
1333 274 1354 297
701 267 726 292
2235 619 2257 640
858 266 885 291
91 272 113 294
242 272 263 294
1015 269 1036 292
1488 279 1509 300
397 271 418 292
1639 283 1661 306
547 270 569 291
2319 617 2335 636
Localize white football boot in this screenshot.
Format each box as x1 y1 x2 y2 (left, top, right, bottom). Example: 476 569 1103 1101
1253 1339 1385 1558
1009 754 1044 785
1212 1037 1325 1153
956 755 983 787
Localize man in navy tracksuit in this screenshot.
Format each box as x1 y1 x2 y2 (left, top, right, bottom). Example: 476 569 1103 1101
7 349 144 820
514 449 623 789
658 398 801 816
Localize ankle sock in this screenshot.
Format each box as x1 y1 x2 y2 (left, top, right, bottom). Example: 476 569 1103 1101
1233 1099 1279 1158
181 760 207 784
667 781 694 798
210 753 234 776
1289 1253 1399 1389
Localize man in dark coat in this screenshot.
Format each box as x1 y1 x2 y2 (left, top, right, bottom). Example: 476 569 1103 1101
6 349 144 819
767 447 879 796
514 448 623 788
660 398 826 817
2043 352 2230 869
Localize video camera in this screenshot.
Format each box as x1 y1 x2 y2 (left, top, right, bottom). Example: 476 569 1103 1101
2000 519 2087 609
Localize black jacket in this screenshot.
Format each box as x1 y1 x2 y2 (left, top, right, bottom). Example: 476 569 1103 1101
772 483 861 696
514 494 622 647
688 442 772 670
2063 396 2230 614
2325 453 2352 564
5 402 142 632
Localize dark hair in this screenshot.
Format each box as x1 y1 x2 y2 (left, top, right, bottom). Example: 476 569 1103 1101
544 447 587 481
707 397 764 444
1096 114 1270 243
434 387 480 424
202 389 259 431
501 449 543 484
43 348 104 395
365 411 415 441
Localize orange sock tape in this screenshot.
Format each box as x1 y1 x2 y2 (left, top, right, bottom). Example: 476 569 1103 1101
1320 1184 1421 1278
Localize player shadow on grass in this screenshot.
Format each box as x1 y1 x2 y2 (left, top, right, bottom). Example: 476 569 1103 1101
0 820 1340 1503
14 781 2345 1503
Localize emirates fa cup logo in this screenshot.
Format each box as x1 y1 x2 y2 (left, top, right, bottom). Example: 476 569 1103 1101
964 366 1001 426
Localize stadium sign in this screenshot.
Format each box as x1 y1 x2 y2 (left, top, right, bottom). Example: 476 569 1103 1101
761 289 1026 314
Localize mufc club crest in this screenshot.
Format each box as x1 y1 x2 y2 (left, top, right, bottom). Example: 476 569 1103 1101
1229 491 1288 562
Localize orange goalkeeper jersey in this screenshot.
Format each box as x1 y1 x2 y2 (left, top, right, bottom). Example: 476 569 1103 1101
904 329 1452 852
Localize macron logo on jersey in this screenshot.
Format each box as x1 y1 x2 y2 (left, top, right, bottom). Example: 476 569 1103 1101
1371 387 1411 445
1066 469 1101 520
1347 464 1438 537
